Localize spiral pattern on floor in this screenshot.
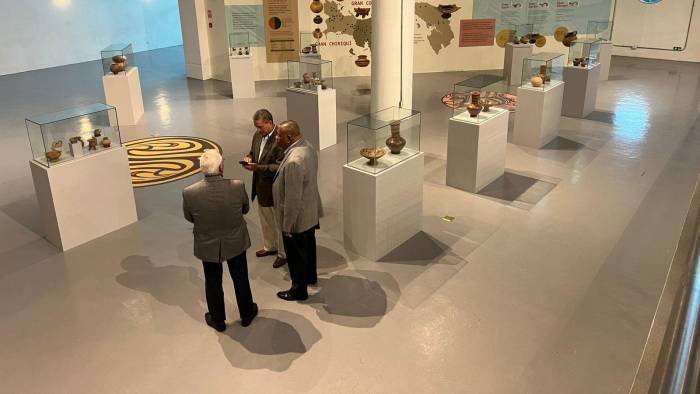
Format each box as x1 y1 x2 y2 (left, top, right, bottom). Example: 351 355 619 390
124 136 221 188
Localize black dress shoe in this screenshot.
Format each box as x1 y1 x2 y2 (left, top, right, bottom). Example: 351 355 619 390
277 290 308 301
241 303 258 327
205 312 226 332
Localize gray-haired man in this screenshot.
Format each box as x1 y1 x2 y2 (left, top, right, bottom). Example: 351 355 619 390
183 150 257 331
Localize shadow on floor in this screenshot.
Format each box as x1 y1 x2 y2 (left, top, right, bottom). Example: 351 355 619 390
378 231 449 265
317 245 348 273
541 136 586 151
478 171 557 205
115 255 204 322
586 110 615 124
0 195 43 236
306 273 394 328
219 308 321 372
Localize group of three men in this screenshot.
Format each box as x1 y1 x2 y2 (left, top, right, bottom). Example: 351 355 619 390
182 109 323 332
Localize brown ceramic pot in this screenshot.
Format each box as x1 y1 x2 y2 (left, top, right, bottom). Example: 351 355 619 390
313 15 323 24
313 28 323 39
102 137 112 148
385 121 406 154
466 91 482 117
110 62 125 74
310 0 323 13
302 73 311 84
355 55 370 67
45 150 61 162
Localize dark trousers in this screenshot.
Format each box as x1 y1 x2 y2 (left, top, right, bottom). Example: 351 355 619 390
282 226 318 294
202 251 254 323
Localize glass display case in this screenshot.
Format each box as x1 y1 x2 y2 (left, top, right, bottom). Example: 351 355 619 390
101 43 134 75
587 20 613 42
567 38 602 67
451 74 505 123
287 58 333 92
521 52 564 90
346 107 421 175
229 31 251 57
299 31 321 58
25 103 121 167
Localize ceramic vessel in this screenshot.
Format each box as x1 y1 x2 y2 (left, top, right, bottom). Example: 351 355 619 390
294 81 302 88
313 28 323 39
355 55 370 67
562 31 577 47
94 128 102 137
45 150 61 162
313 15 323 24
310 0 323 13
539 64 550 82
466 91 482 117
102 137 111 148
302 73 311 84
360 147 385 166
385 120 406 154
531 76 543 87
438 4 457 19
480 99 492 112
311 43 318 54
88 137 97 151
302 46 311 54
69 136 83 146
354 8 370 18
110 62 125 74
320 80 328 90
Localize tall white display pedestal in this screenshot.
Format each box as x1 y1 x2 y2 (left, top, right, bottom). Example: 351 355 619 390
513 81 565 148
229 55 256 98
598 41 612 81
562 64 600 118
102 67 144 125
286 87 337 150
446 108 509 193
29 147 137 251
343 152 423 261
503 43 533 85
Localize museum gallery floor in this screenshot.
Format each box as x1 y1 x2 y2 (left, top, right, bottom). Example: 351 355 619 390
1 46 700 393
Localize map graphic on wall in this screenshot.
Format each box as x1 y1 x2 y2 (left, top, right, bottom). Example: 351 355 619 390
316 0 462 67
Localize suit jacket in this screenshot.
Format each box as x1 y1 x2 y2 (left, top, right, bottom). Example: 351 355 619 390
272 139 324 234
182 175 251 262
246 127 284 207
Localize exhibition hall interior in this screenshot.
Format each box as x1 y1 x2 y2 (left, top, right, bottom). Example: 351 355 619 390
2 0 700 392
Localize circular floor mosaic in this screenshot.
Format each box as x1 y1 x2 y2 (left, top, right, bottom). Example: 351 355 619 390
124 136 222 188
441 91 518 112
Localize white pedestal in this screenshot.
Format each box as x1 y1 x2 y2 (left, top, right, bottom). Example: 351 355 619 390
29 147 137 251
102 67 144 126
513 81 565 148
562 64 600 118
229 55 256 98
446 108 509 193
343 152 423 261
503 43 533 86
599 41 612 81
286 87 337 150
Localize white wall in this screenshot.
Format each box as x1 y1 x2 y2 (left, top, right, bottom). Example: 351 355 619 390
0 0 183 76
612 0 700 62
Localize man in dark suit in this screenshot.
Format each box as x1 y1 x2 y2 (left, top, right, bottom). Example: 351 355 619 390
272 120 324 301
243 109 287 269
183 149 257 332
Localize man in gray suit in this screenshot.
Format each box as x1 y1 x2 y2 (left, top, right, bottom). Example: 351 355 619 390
183 150 257 331
243 109 287 269
272 120 324 301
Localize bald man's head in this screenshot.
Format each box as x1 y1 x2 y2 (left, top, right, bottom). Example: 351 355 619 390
276 120 302 149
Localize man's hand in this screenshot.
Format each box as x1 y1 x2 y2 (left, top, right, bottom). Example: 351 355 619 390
243 162 257 172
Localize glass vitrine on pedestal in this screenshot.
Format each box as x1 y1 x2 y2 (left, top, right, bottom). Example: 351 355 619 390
451 74 505 123
521 53 564 90
568 39 602 67
587 20 613 42
287 58 333 92
229 31 251 57
100 43 133 75
346 107 421 175
25 103 121 167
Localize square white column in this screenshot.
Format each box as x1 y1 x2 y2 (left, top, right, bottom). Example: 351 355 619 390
503 43 533 86
598 41 612 81
513 81 565 148
286 87 337 150
562 63 600 118
29 147 138 251
446 108 509 193
343 152 423 261
229 55 256 98
102 67 144 125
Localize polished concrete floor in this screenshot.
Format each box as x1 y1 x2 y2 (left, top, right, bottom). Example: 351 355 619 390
1 46 700 393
